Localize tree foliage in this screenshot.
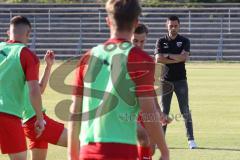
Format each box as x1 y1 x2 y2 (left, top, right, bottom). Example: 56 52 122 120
1 0 101 3
1 0 240 4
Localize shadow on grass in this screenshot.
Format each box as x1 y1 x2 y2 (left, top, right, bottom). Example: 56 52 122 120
169 147 240 152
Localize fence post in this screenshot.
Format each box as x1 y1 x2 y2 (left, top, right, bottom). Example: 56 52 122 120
76 18 82 55
228 9 231 33
48 9 51 31
188 10 191 33
9 9 12 20
216 17 223 62
98 9 101 32
30 16 36 52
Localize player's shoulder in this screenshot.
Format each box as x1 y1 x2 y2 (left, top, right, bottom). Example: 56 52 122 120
77 49 92 67
129 47 153 62
21 47 36 56
178 34 190 42
21 47 39 61
156 35 168 44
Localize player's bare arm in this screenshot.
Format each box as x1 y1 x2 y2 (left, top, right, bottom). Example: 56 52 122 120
27 80 45 138
39 50 55 94
68 96 82 160
138 97 169 160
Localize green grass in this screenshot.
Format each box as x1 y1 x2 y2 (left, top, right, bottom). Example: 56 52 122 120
1 62 240 160
153 62 240 160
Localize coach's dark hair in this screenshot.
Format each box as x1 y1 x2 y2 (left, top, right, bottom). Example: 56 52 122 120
10 16 31 28
167 15 180 24
106 0 141 32
134 23 148 35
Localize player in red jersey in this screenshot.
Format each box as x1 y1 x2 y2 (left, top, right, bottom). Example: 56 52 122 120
132 23 172 160
22 50 67 160
68 1 169 160
0 16 45 160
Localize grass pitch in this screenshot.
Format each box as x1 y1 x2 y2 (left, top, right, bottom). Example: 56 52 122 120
1 62 240 160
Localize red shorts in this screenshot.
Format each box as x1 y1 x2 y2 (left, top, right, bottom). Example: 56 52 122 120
137 146 152 160
23 113 64 149
80 142 138 160
0 113 27 154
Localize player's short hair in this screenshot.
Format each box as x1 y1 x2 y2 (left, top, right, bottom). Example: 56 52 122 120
105 0 141 32
10 16 31 28
167 15 180 24
134 23 148 35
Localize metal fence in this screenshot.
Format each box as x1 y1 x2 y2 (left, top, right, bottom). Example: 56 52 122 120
1 7 240 60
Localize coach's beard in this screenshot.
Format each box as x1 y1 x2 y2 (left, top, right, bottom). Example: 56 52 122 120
170 31 177 37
